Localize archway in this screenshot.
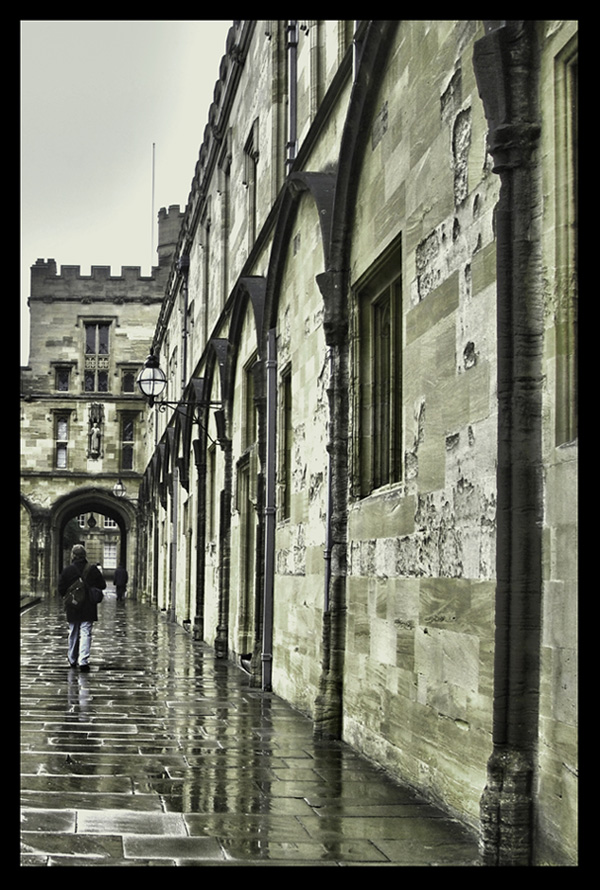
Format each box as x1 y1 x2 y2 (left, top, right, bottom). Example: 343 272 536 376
50 487 138 597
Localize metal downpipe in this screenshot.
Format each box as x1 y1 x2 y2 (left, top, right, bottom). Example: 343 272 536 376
261 328 277 690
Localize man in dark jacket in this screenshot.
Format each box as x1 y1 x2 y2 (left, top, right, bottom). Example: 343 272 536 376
113 564 129 601
58 544 106 672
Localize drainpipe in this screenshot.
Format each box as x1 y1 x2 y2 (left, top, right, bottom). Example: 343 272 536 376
214 409 232 658
214 486 229 656
164 255 190 625
192 435 207 641
180 255 191 626
179 254 190 392
323 347 334 612
473 21 543 866
286 21 298 171
152 510 160 609
169 465 178 623
261 328 277 690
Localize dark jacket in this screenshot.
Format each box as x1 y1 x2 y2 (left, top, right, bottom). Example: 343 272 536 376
113 566 128 588
58 558 106 623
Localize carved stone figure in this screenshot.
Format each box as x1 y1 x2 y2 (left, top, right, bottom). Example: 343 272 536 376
89 422 102 458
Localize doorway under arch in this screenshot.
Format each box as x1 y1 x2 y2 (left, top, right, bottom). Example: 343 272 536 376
50 487 138 597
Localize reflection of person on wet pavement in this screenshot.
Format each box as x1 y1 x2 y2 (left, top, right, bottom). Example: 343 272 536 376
114 564 129 601
58 544 106 672
67 666 92 719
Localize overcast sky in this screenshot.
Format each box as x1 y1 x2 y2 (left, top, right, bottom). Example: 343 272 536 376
21 19 232 364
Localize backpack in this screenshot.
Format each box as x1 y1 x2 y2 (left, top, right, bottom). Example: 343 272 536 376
63 564 90 610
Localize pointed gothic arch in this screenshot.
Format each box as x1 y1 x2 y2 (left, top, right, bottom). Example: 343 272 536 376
262 171 336 348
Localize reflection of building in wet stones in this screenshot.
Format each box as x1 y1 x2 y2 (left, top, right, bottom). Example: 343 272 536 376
21 21 578 867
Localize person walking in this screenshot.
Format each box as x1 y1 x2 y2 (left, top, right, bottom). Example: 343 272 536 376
58 544 106 672
113 564 129 601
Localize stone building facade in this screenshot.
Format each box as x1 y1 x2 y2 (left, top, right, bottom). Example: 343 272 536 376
20 21 577 866
20 207 182 595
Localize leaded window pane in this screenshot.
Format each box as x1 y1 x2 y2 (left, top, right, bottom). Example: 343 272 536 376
98 324 109 354
85 325 96 354
56 443 67 469
122 444 134 471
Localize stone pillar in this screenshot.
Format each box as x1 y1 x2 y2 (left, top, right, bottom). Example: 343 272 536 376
214 439 232 659
314 269 349 740
192 434 207 643
473 20 543 867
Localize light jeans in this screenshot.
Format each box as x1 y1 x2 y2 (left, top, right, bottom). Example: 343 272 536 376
68 621 93 667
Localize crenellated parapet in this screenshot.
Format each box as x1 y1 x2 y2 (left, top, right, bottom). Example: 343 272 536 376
29 258 167 303
157 205 186 267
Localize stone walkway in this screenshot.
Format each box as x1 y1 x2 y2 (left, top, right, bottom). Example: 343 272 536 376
20 591 481 866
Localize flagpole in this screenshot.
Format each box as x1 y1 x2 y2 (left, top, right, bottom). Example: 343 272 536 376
151 142 156 270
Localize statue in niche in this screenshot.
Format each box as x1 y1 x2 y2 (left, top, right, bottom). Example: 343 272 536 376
89 422 102 458
88 403 104 459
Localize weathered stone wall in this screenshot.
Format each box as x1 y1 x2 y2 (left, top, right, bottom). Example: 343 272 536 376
343 20 499 828
26 19 575 865
155 22 353 668
24 260 162 388
270 193 330 713
20 256 165 599
228 310 261 658
536 19 578 865
22 261 162 483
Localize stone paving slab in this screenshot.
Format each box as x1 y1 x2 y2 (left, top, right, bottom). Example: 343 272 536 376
20 594 481 866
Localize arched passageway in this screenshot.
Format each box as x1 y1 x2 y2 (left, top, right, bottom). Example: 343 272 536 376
50 488 139 597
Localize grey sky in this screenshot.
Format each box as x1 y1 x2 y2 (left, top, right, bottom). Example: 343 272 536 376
21 19 232 364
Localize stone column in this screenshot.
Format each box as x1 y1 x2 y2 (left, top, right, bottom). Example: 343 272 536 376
473 20 543 867
314 269 349 740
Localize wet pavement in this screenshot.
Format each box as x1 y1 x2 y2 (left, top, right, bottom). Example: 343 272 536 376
20 590 481 866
